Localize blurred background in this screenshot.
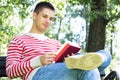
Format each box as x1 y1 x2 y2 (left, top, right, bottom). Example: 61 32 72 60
0 0 120 80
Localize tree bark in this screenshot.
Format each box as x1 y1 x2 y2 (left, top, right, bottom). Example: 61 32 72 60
86 0 108 52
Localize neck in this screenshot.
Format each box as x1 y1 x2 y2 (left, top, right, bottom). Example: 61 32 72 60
29 24 44 34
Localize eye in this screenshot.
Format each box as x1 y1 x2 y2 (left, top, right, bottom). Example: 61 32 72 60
43 15 47 18
50 17 54 21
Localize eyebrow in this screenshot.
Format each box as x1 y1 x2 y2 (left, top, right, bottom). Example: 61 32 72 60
42 13 55 19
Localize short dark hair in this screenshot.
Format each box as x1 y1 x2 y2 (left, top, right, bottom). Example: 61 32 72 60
34 2 55 14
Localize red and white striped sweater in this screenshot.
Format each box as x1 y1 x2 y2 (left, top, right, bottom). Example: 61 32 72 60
6 33 62 80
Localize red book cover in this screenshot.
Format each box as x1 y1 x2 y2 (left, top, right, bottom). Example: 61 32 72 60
54 42 80 63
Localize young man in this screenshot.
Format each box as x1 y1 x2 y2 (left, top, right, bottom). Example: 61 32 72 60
6 1 111 80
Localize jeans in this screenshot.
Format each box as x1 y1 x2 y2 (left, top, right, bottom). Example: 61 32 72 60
32 50 111 80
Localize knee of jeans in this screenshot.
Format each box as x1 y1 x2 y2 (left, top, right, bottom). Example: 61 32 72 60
97 50 112 71
83 69 101 80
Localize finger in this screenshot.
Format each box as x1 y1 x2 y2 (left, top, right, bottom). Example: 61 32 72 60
67 54 70 57
45 58 53 65
45 53 56 57
48 53 56 56
72 53 75 56
48 54 56 59
47 57 55 61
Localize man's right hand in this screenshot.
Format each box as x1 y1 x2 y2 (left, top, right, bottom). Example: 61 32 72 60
40 52 56 66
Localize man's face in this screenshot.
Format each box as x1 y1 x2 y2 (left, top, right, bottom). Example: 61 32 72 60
33 8 55 34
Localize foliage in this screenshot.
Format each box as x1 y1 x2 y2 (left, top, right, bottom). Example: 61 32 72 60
0 0 119 56
68 0 120 22
0 0 34 55
68 0 120 51
0 0 119 54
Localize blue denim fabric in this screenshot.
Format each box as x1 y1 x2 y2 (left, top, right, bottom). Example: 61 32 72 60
97 50 112 72
32 50 111 80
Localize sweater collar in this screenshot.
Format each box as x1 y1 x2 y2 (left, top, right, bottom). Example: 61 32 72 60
27 33 49 40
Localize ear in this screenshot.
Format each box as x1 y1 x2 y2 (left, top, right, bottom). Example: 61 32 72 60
33 12 37 19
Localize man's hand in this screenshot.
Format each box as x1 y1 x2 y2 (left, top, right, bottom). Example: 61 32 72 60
40 52 56 66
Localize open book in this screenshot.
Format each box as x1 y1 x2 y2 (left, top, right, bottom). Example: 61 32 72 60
54 42 81 63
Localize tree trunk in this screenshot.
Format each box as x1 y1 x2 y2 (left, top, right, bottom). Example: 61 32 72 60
86 0 108 52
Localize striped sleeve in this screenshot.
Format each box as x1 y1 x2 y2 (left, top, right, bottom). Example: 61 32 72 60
6 38 33 79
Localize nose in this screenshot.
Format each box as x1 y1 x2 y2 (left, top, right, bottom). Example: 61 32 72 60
46 18 51 23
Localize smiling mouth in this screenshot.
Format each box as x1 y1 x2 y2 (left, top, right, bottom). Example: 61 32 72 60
44 24 49 29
